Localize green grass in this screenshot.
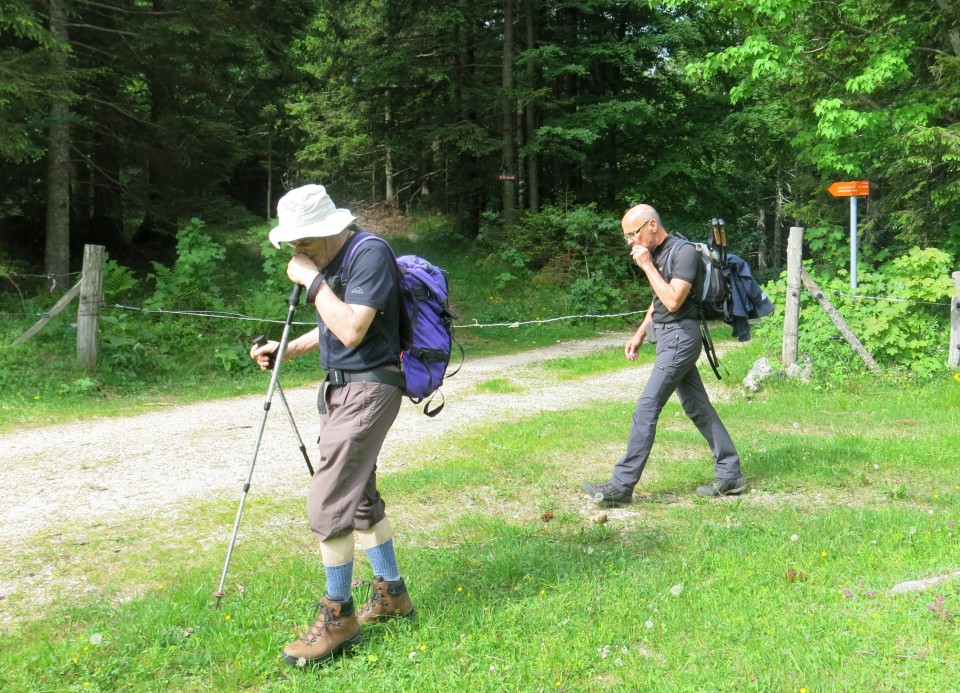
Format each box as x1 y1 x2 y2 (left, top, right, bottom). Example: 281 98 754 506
3 351 960 691
474 378 526 394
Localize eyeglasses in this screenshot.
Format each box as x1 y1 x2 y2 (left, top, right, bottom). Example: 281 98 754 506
623 219 652 243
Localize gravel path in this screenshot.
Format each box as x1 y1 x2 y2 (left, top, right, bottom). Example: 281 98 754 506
2 334 747 624
3 335 651 555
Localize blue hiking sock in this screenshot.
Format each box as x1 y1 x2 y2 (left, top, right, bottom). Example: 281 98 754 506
324 560 354 603
363 539 401 582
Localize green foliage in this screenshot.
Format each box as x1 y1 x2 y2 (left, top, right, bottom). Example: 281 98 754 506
758 246 954 378
1 215 634 429
0 1 60 163
212 343 248 372
499 204 644 315
101 257 138 300
409 214 463 250
55 376 99 396
145 218 227 311
568 268 627 315
257 238 290 294
670 0 960 249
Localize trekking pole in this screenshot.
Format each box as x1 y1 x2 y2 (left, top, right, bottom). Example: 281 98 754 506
717 218 727 264
252 335 314 477
213 284 302 608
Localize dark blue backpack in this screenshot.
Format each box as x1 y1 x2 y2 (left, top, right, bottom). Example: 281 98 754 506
339 232 460 416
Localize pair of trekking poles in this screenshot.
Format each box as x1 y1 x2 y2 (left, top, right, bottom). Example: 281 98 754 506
213 285 313 609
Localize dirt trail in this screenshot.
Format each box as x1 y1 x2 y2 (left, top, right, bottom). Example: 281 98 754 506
1 333 751 625
2 335 656 555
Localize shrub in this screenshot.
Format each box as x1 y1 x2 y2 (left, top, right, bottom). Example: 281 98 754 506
758 246 954 378
145 218 227 311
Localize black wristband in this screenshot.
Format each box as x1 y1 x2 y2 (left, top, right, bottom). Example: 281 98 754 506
306 274 326 303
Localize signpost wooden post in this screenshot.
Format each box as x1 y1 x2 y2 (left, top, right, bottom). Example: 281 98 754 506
828 180 870 289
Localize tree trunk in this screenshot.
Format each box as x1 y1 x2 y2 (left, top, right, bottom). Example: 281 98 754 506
384 99 395 205
772 164 785 267
524 0 539 213
501 0 516 227
266 130 273 220
455 19 481 239
756 204 768 272
45 0 72 285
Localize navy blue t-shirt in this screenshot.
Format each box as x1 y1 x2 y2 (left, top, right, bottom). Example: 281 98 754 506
651 234 702 323
318 230 401 371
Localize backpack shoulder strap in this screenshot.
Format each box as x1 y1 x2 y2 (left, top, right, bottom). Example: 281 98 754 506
334 230 411 352
663 237 690 281
336 230 389 279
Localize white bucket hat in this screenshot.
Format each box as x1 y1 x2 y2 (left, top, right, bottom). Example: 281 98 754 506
268 184 356 248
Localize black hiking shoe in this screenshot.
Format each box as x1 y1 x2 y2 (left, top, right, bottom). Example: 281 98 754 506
695 476 748 498
581 481 632 506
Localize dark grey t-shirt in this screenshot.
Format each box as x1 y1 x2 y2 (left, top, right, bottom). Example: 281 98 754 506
651 235 702 323
318 231 401 371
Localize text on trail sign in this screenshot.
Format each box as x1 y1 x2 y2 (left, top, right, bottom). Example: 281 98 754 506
827 180 870 197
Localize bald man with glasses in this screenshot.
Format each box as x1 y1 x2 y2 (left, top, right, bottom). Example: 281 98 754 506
582 204 746 505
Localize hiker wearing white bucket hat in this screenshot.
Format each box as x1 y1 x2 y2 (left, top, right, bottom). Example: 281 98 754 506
268 184 357 247
251 183 416 667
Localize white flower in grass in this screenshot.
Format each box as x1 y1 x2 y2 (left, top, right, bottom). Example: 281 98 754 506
296 657 307 668
669 583 684 597
89 633 103 646
408 651 418 660
489 664 496 672
645 620 654 629
790 534 799 542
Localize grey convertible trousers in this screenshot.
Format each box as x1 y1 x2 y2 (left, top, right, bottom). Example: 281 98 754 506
610 319 741 493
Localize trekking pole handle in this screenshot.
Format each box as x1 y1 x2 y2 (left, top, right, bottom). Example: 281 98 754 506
252 334 277 370
252 284 302 370
289 283 303 307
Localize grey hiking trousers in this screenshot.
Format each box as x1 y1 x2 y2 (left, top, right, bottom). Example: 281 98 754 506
610 319 741 493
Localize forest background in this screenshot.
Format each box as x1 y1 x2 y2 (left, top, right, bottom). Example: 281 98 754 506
1 0 959 409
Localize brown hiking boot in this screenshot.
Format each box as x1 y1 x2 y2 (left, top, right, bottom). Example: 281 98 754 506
281 596 361 667
356 577 416 626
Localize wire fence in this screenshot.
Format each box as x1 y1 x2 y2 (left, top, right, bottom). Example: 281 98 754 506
96 303 649 329
0 290 951 325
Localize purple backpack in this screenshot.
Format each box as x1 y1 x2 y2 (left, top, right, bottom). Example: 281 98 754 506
340 233 460 416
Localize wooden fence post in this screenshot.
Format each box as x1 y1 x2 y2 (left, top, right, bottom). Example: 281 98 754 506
950 270 959 368
12 281 82 346
77 244 104 370
801 269 881 373
782 226 804 367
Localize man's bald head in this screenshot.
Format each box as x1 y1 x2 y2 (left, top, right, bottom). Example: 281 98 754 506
622 204 660 232
621 204 666 247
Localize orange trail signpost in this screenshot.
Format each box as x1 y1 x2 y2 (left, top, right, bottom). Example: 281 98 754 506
828 180 870 289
